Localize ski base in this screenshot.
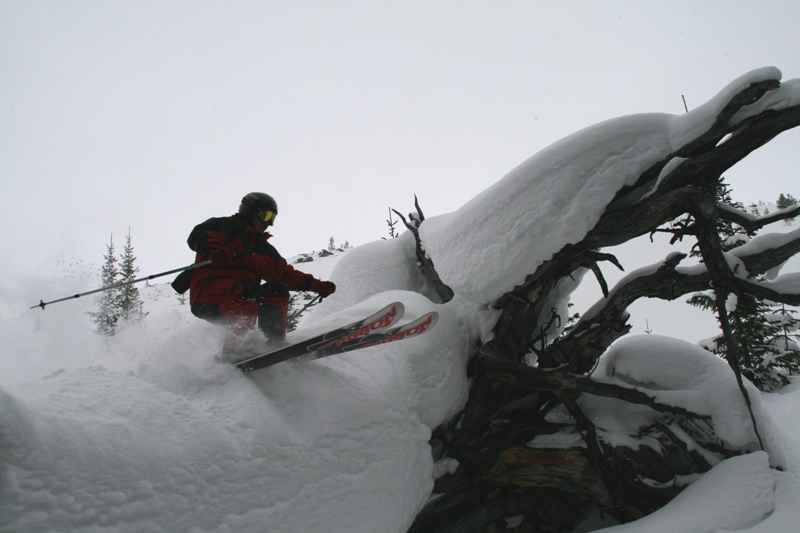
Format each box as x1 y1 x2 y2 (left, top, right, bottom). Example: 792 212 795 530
234 303 438 373
235 301 403 373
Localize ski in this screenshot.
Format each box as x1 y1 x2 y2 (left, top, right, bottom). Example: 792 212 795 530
333 311 438 353
234 301 405 373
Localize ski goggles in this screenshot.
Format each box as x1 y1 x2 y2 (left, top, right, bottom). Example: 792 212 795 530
257 209 276 223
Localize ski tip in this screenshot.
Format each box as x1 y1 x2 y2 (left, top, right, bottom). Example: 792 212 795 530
388 301 405 316
416 311 439 331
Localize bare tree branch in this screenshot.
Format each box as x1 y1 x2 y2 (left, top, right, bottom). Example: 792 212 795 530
393 198 454 303
478 355 710 421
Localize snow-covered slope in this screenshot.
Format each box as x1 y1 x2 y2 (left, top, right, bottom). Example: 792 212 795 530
3 67 800 532
3 232 800 533
1 271 472 532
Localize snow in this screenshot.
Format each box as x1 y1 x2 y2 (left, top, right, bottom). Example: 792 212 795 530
3 67 800 532
657 226 800 292
418 67 790 305
595 452 775 533
419 112 674 304
758 273 800 295
732 227 800 259
307 233 436 310
8 259 800 533
1 286 471 532
668 66 781 150
598 335 776 454
732 78 800 125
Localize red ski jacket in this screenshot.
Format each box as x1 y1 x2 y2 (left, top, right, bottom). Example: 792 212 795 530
186 214 321 307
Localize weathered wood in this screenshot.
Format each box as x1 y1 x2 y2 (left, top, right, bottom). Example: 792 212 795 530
393 196 455 303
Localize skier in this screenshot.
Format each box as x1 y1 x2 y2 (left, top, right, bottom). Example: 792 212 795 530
183 192 336 356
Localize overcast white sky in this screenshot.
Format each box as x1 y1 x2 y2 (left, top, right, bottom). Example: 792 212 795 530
2 0 799 311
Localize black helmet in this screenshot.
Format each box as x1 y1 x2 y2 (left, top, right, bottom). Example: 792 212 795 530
239 192 278 222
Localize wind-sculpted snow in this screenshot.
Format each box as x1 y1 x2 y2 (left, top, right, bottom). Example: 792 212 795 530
0 365 435 532
596 334 781 455
5 283 800 532
419 67 787 305
419 113 673 304
312 233 433 312
0 286 470 533
578 335 798 532
596 452 775 533
667 66 782 149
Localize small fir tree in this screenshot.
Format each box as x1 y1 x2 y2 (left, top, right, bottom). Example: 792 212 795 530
287 293 321 332
776 193 798 210
687 179 800 390
287 293 300 332
690 292 800 390
384 208 399 239
90 235 120 336
776 193 798 223
118 229 144 321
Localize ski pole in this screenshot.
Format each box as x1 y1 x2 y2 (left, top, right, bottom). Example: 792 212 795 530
30 260 212 310
288 294 322 323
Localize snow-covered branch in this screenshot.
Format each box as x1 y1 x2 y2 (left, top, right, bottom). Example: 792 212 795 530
717 202 800 232
483 71 800 367
477 355 710 421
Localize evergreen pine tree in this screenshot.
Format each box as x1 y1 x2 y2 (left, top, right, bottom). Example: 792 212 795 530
687 178 800 390
690 291 800 390
776 193 798 223
776 193 798 210
90 235 120 336
118 229 144 321
287 293 300 332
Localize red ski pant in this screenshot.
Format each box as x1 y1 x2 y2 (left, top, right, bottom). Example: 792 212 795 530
192 281 289 340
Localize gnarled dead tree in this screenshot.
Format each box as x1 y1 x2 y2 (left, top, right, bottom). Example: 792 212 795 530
406 71 800 532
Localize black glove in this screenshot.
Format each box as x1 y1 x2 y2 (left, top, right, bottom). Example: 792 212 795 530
312 280 336 298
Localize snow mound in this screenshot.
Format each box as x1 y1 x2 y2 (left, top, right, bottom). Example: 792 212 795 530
599 334 763 450
596 452 774 533
314 233 433 314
